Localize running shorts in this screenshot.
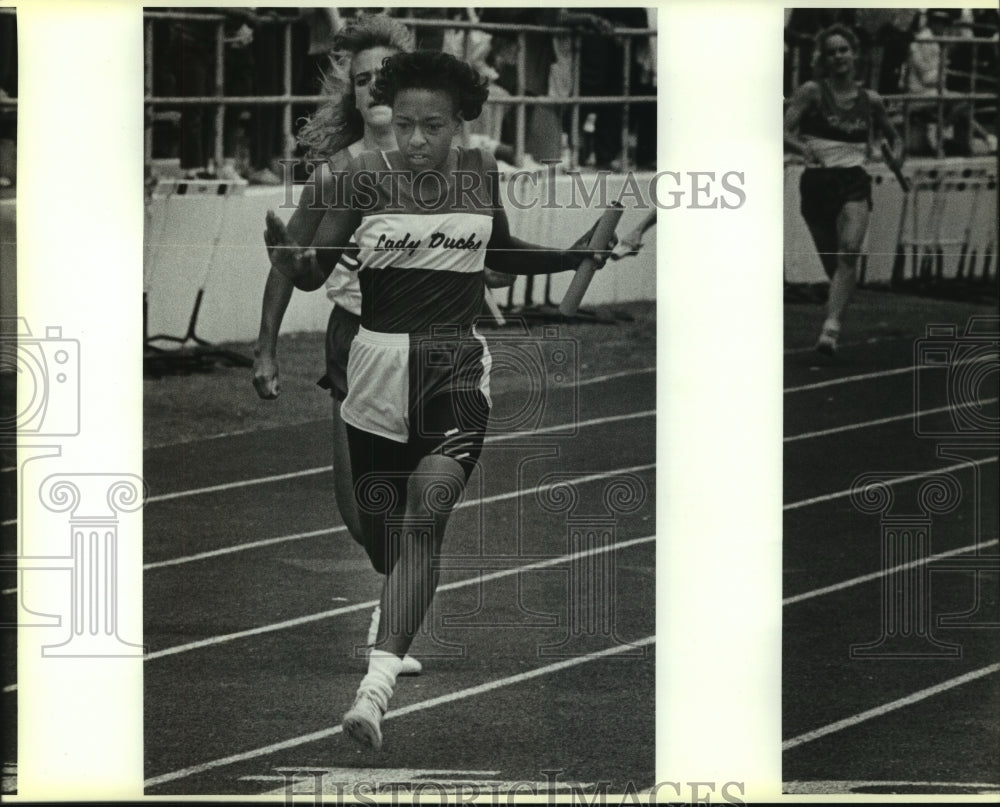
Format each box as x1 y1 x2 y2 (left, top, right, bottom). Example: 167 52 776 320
316 304 362 402
341 325 492 479
800 166 873 227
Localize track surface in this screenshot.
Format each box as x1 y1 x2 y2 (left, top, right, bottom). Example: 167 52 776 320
4 292 997 797
140 360 656 796
783 294 1000 795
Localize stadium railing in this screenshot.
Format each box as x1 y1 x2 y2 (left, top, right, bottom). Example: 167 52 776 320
142 9 657 176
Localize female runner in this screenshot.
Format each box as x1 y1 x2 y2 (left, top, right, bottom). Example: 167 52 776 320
784 23 903 355
265 49 618 750
252 14 423 672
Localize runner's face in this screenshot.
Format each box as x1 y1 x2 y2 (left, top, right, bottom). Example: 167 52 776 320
391 88 461 172
352 47 396 128
822 34 855 77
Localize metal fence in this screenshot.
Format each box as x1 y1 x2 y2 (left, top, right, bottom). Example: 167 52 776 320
142 9 657 176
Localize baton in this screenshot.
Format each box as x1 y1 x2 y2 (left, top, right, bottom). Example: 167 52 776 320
881 141 910 193
559 201 625 317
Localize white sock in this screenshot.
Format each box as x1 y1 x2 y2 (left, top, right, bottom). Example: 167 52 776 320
358 649 402 711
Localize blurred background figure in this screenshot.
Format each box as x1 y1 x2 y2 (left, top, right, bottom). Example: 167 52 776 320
0 9 15 189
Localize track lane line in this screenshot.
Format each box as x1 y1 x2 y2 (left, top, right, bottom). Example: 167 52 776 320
144 634 656 788
144 461 655 571
145 532 656 661
785 353 996 394
783 538 999 606
783 662 1000 751
784 456 999 511
784 398 998 443
143 367 657 450
145 410 655 504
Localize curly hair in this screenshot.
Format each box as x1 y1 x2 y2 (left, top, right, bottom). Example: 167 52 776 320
372 50 490 122
810 23 860 80
296 13 413 160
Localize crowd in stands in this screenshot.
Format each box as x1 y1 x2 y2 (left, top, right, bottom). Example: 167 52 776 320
148 7 657 183
784 7 998 156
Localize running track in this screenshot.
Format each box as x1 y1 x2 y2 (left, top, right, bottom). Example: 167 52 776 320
783 315 1000 796
3 309 997 795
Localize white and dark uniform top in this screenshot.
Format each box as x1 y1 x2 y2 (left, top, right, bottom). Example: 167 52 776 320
323 140 365 316
317 142 365 401
339 146 498 493
798 79 875 226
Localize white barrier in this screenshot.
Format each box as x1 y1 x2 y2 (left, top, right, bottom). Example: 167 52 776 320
143 173 659 345
784 156 998 286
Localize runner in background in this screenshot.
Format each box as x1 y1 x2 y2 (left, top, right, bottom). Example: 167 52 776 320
783 23 902 356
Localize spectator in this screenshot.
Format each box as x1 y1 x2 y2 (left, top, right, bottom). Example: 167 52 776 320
480 8 563 165
576 7 649 170
904 9 952 155
165 6 259 179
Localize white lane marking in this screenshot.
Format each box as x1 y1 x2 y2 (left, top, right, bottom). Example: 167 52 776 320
783 780 1000 795
146 410 655 504
786 365 917 393
1 519 14 527
2 684 15 694
783 456 999 511
144 367 656 450
784 398 999 443
783 662 1000 751
144 635 655 788
145 460 655 571
576 366 655 387
783 539 999 606
145 532 655 661
785 353 996 394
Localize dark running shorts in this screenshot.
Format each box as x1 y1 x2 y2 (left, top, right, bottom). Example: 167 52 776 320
316 304 362 402
799 166 873 226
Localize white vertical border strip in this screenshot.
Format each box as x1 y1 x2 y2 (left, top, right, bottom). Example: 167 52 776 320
661 1 783 796
18 0 144 798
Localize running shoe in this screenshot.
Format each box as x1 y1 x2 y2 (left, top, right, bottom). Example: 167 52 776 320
815 324 840 356
342 687 387 751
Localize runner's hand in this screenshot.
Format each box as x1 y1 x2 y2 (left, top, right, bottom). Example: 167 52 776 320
570 221 619 270
264 209 318 282
252 352 280 399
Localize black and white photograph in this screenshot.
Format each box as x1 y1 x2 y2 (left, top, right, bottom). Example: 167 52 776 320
783 6 999 795
4 0 998 803
138 6 657 797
